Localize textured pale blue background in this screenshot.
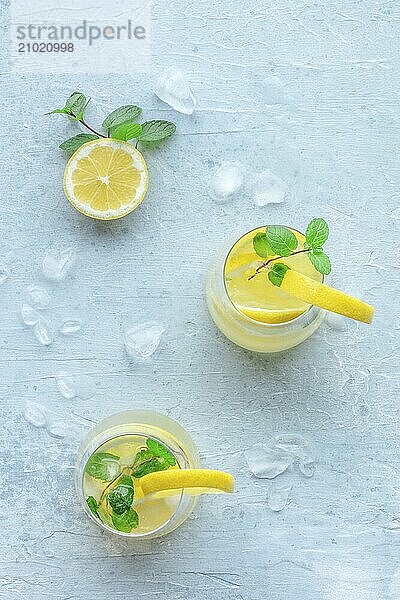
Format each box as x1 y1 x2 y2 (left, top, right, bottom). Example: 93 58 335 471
1 1 400 599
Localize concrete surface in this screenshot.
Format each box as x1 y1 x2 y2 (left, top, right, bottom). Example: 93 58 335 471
0 1 399 599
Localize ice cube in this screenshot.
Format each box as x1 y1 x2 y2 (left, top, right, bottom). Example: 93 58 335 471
27 285 50 309
33 320 53 346
244 444 293 479
56 372 96 400
298 459 316 478
56 371 77 399
274 433 313 461
124 322 165 359
21 304 41 326
154 67 197 115
268 484 292 512
326 312 347 331
60 319 82 335
47 420 76 439
209 162 245 202
23 401 47 428
42 248 76 281
253 170 287 207
0 263 9 285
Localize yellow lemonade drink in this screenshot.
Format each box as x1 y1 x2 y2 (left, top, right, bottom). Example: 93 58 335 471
75 411 200 538
206 227 325 352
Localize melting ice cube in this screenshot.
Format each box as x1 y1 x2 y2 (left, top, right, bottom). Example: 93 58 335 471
21 304 41 326
252 170 287 207
209 162 245 202
27 285 50 310
268 484 292 512
42 248 76 281
47 420 76 439
274 433 314 461
23 401 47 428
244 444 293 479
298 459 316 478
124 322 165 359
33 320 53 346
154 67 197 115
56 371 96 400
59 319 82 335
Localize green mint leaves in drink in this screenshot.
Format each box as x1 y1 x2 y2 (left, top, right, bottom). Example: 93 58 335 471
111 508 139 533
85 452 121 482
131 438 176 478
251 218 331 285
86 496 100 518
47 91 176 156
107 475 135 515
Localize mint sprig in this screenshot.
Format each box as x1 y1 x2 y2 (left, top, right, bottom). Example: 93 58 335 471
111 507 139 533
85 452 121 482
107 474 134 515
48 91 176 156
86 496 99 518
250 218 331 285
131 438 176 478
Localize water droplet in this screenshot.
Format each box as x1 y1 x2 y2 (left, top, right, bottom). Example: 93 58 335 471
252 170 287 206
260 75 286 105
244 444 293 479
42 248 76 281
154 67 197 114
33 320 53 346
298 459 316 478
59 319 82 335
56 371 77 399
209 162 245 202
27 285 50 309
47 420 74 439
55 371 96 400
23 401 47 427
268 484 292 512
21 304 41 326
274 433 314 461
124 322 165 359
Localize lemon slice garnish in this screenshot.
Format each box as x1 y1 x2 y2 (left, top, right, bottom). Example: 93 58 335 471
139 469 235 499
63 138 148 220
280 269 374 324
236 305 305 324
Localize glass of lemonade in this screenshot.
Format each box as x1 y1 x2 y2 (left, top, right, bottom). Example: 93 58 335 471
75 410 200 538
206 226 325 353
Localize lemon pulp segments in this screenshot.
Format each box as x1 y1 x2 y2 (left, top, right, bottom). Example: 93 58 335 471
139 469 235 498
280 270 374 324
63 139 149 220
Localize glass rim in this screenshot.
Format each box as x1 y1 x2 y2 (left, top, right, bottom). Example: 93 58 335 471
78 429 187 539
222 225 324 328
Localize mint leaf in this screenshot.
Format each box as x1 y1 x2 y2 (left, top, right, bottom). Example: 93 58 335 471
102 105 142 132
138 120 176 143
59 133 98 157
253 232 272 258
85 452 120 482
107 474 134 515
268 262 290 287
111 122 142 141
146 438 176 466
86 496 99 517
64 91 87 120
265 226 298 257
308 249 331 275
111 507 139 533
132 457 170 478
305 218 329 248
46 108 69 115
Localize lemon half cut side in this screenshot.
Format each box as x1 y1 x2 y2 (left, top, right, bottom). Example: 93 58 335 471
63 138 149 220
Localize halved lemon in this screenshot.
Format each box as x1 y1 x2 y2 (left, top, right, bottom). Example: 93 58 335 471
63 139 149 220
280 269 374 324
139 469 235 499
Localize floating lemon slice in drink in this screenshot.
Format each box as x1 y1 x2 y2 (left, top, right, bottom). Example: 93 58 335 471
139 469 235 498
279 269 374 324
63 138 148 220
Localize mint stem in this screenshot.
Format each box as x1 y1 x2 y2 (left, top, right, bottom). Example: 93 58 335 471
70 112 106 138
248 248 310 281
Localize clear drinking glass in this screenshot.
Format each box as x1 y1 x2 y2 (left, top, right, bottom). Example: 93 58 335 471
206 226 325 353
75 410 200 539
